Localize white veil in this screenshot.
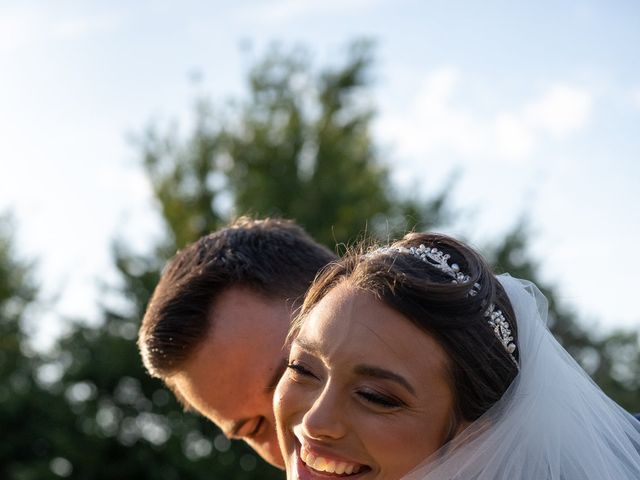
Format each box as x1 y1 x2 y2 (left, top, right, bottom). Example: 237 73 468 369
403 275 640 480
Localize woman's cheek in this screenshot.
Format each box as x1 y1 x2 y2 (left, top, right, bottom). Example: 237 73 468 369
274 377 304 435
273 377 291 426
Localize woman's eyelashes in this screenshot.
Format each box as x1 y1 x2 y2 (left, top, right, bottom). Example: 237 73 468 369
287 361 316 378
357 389 405 409
288 361 405 409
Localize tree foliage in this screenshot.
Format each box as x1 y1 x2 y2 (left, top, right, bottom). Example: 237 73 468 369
138 41 447 253
0 215 53 480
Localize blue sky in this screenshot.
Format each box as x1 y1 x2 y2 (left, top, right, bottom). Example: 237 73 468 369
1 0 639 348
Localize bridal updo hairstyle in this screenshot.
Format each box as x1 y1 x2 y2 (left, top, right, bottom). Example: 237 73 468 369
292 232 519 423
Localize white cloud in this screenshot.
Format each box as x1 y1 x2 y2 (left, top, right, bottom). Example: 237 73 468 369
0 6 43 54
379 67 488 160
377 68 594 165
495 112 536 160
524 85 592 137
0 4 122 54
51 12 122 39
236 0 380 23
631 87 640 110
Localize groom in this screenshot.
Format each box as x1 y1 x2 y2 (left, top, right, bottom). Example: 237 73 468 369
137 217 336 468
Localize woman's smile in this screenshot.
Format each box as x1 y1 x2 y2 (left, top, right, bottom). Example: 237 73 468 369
293 436 372 478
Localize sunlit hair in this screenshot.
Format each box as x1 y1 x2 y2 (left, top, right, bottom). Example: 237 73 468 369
290 232 519 423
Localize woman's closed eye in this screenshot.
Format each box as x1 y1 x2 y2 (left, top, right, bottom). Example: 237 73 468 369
357 388 406 409
287 362 316 379
286 359 406 409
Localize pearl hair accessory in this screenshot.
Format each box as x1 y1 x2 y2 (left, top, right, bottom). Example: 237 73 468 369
371 244 518 366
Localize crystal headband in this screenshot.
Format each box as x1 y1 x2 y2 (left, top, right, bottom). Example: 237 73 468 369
371 244 518 366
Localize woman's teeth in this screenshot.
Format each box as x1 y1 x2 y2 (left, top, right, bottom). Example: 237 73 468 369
300 449 362 475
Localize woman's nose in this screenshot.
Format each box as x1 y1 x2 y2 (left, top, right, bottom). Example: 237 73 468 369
301 385 348 440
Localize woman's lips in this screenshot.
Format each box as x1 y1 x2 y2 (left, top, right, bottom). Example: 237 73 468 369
293 439 371 479
301 446 364 475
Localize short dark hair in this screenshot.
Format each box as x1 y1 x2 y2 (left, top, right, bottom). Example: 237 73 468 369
138 217 337 379
292 232 519 423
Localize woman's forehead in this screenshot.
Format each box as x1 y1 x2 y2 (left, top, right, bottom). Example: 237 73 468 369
296 284 449 376
299 285 386 340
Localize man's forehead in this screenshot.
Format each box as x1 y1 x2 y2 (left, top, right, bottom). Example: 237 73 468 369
206 288 291 343
171 345 288 415
171 369 240 426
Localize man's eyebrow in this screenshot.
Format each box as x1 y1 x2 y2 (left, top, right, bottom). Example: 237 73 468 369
265 358 289 393
354 364 416 396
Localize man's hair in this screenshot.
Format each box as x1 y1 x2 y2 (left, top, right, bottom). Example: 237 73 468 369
138 216 337 379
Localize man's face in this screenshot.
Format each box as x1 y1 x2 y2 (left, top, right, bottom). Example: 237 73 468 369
169 287 291 468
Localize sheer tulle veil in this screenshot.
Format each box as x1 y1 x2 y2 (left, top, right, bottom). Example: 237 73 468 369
402 275 640 480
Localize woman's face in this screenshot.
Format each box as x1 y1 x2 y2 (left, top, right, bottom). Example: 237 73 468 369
274 283 461 480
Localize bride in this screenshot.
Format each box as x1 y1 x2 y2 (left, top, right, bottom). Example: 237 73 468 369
273 232 640 479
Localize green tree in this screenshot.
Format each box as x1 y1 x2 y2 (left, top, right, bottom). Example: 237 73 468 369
0 214 54 479
138 41 447 253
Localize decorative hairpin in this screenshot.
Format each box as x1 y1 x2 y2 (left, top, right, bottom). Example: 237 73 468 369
371 244 518 366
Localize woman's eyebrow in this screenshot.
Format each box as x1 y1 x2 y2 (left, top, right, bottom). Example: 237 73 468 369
354 364 416 396
291 337 322 355
292 338 416 395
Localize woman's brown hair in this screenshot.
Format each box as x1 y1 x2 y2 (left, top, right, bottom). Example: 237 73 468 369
291 232 519 423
